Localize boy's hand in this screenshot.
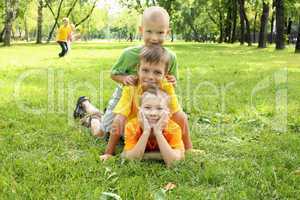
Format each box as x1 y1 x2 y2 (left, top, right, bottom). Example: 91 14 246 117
138 109 151 134
99 154 113 161
166 75 176 86
153 111 169 135
122 75 138 86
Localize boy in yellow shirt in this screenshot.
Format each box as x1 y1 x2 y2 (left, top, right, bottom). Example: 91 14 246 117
56 17 72 57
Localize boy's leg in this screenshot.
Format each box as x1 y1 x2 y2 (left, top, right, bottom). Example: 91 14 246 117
62 42 68 56
80 100 105 137
57 41 64 57
171 111 193 150
99 86 123 134
100 114 127 161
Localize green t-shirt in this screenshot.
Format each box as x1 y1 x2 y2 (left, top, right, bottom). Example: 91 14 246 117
111 45 178 79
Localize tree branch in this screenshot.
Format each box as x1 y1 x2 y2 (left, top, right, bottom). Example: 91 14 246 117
66 0 79 17
208 12 218 25
74 0 97 27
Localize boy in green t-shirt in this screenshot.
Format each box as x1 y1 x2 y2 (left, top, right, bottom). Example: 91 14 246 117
74 6 193 161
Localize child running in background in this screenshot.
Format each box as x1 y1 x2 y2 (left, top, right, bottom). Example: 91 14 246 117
122 86 185 167
56 17 72 57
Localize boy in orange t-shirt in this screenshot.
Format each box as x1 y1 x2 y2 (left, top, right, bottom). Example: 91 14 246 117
122 87 184 167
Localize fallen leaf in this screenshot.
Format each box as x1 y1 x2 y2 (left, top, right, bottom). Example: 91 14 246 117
163 182 176 191
101 192 122 200
294 169 300 176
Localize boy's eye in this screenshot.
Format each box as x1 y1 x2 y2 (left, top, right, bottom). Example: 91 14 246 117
154 70 162 75
142 68 149 73
157 107 163 110
144 106 151 110
159 31 164 34
146 30 152 33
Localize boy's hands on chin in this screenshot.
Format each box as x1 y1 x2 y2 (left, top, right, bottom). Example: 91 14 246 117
99 154 113 161
122 75 138 86
138 109 151 134
165 75 176 86
153 111 169 136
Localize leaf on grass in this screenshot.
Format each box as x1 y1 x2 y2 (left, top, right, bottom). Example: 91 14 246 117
163 182 176 191
294 169 300 176
154 189 166 200
106 172 118 180
101 192 122 200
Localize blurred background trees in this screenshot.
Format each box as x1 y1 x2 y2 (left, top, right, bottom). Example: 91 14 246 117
1 0 299 52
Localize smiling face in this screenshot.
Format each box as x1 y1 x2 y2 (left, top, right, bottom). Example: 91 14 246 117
63 18 69 26
138 60 166 90
139 7 170 46
139 19 169 46
140 92 169 126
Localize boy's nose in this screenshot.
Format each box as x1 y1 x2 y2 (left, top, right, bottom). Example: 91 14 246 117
150 34 158 42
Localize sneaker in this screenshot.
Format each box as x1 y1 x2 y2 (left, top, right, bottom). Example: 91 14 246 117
73 96 89 119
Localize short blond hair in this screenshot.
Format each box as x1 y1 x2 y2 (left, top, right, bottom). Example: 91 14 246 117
142 6 170 26
140 86 170 108
62 17 69 23
139 44 170 73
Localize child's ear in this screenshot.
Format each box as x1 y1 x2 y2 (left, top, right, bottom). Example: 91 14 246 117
139 26 143 34
167 28 171 35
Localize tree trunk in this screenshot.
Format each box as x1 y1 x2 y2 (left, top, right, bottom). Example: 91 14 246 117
24 14 29 41
0 27 5 43
270 10 275 43
240 0 252 46
295 19 300 53
4 0 19 46
36 0 43 44
253 11 258 42
218 8 224 43
238 0 245 45
275 0 285 49
258 2 269 48
231 0 237 43
224 1 232 43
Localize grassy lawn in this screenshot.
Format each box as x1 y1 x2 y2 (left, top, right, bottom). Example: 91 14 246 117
0 42 300 199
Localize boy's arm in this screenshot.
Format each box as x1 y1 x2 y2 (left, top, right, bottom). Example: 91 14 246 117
122 129 150 160
111 74 137 86
123 112 151 160
101 114 127 158
154 133 184 167
152 114 184 167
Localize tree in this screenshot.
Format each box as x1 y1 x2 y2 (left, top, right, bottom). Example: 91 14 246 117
36 0 45 44
275 0 285 49
295 18 300 53
231 0 238 43
46 0 64 42
3 0 19 46
238 0 252 46
258 1 270 48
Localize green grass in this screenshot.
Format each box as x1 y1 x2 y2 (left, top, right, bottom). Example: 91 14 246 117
0 41 300 199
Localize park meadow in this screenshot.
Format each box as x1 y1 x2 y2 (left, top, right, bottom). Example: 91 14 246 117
0 41 299 199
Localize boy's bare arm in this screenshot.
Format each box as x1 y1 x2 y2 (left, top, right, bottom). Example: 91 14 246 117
103 114 127 156
111 74 137 85
155 133 184 167
122 130 150 160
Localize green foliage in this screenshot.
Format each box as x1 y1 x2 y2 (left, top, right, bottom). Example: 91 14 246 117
0 42 299 199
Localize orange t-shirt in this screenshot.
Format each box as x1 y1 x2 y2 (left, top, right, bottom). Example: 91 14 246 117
124 118 184 152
